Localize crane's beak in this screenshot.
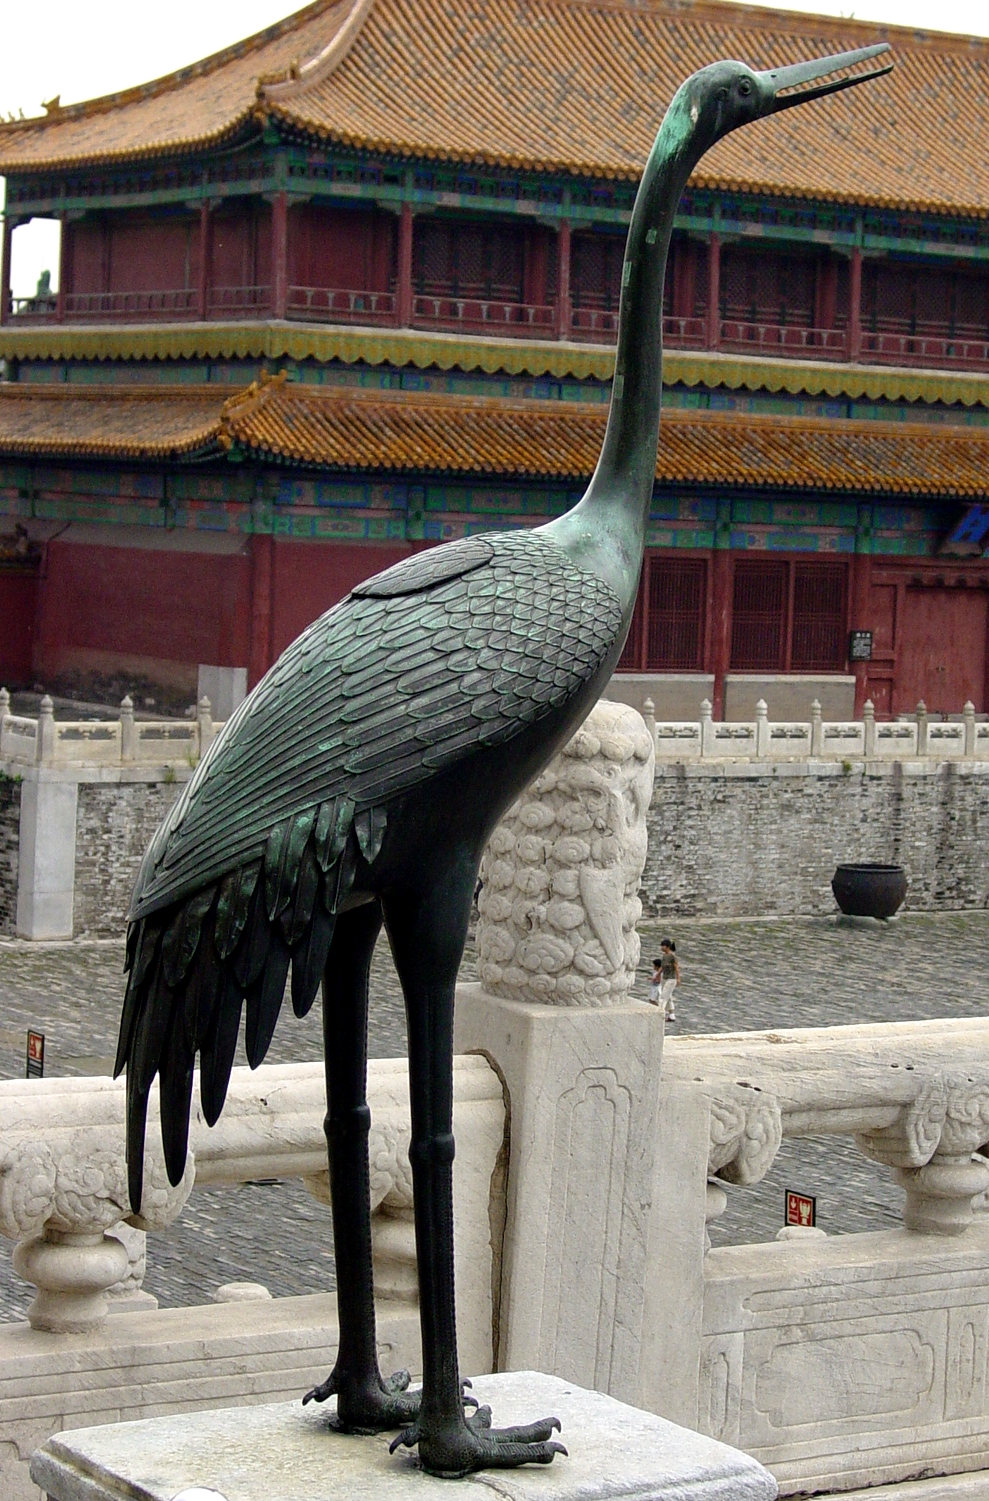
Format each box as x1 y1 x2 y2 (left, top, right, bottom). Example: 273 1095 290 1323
757 42 893 115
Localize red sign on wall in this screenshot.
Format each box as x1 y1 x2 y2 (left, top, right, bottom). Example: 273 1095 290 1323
26 1031 45 1079
785 1190 816 1229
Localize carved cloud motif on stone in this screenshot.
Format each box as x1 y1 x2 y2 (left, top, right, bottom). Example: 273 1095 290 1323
0 1133 192 1242
709 1086 783 1187
857 1071 989 1169
476 700 655 1006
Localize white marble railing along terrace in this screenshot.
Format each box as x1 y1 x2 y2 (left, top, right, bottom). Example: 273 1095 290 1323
0 1056 504 1336
644 696 989 761
0 690 225 769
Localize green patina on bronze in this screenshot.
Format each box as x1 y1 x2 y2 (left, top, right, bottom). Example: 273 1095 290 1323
116 44 892 1478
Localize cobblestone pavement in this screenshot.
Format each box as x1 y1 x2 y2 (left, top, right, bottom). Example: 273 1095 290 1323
2 912 987 1319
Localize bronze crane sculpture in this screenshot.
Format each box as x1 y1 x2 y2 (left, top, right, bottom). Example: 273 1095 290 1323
117 42 891 1479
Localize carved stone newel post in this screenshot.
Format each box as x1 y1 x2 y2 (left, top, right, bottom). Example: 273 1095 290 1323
456 700 662 1404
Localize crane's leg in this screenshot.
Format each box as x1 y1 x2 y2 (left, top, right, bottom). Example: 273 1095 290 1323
383 865 566 1477
302 899 419 1431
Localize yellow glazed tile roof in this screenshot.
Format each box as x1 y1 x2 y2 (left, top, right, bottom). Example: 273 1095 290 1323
1 323 986 409
3 0 989 216
0 385 225 458
221 377 989 495
2 379 987 497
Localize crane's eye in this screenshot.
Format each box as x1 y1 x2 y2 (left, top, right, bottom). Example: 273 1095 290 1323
738 79 752 96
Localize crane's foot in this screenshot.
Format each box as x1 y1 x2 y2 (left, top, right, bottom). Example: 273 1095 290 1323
303 1369 479 1435
389 1410 566 1477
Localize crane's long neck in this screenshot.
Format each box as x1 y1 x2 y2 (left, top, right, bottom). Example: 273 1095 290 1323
544 88 708 610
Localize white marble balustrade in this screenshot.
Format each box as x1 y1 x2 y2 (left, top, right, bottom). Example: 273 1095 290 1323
0 689 224 769
650 1019 989 1495
645 696 988 762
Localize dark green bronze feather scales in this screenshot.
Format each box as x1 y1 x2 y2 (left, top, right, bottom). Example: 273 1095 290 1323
116 529 623 1193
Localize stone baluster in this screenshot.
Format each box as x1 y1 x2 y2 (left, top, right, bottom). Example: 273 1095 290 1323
755 698 769 758
0 684 9 756
857 1072 989 1236
700 697 715 758
119 695 136 763
642 695 656 751
0 1086 193 1332
810 698 823 758
916 699 929 756
863 697 876 758
964 700 976 758
196 695 214 758
35 694 55 765
705 1084 782 1252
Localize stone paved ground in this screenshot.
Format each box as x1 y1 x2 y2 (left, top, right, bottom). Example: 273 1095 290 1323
2 912 987 1320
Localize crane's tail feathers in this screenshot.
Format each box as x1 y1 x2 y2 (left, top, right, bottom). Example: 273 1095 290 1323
126 1067 150 1214
200 976 244 1126
245 929 291 1069
159 1014 196 1188
291 902 336 1018
120 800 384 1196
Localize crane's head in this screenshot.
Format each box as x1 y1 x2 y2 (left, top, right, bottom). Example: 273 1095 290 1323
671 42 893 157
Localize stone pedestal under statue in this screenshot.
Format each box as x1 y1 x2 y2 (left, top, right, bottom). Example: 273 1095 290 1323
31 1371 776 1501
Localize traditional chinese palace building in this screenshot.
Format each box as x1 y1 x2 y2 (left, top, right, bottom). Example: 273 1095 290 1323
2 0 989 719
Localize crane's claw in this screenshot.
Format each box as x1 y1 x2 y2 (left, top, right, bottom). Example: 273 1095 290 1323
390 1413 566 1476
302 1368 418 1431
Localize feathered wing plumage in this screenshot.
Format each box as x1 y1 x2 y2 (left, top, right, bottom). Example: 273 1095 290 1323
116 529 624 1209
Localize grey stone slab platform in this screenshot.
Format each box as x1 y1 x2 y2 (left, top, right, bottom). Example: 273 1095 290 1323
31 1370 777 1501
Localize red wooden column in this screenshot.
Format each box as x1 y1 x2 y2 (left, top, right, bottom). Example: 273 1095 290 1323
705 233 721 349
556 221 572 340
848 246 863 362
851 503 873 717
249 533 275 688
197 203 211 321
272 191 288 319
0 216 12 327
708 501 733 719
397 202 414 327
56 216 67 323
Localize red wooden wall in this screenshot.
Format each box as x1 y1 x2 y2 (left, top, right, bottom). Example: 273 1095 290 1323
0 570 39 686
65 214 200 296
288 205 395 293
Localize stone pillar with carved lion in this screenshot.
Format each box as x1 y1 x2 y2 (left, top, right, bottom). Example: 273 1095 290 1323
455 698 663 1407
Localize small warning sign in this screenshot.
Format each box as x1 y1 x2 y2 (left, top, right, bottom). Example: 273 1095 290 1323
26 1030 45 1079
785 1189 816 1229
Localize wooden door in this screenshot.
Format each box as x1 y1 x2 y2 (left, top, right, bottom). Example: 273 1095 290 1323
895 586 989 714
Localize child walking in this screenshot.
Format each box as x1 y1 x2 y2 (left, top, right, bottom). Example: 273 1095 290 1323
650 940 681 1022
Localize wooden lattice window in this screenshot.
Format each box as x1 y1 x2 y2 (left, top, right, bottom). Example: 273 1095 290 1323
731 560 787 671
617 555 705 671
791 562 847 671
414 221 524 302
646 559 705 669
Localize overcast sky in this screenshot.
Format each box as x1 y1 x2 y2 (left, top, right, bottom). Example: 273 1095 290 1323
3 0 988 296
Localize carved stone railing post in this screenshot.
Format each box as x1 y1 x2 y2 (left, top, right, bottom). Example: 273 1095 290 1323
196 695 214 758
755 698 770 758
642 695 656 751
459 700 663 1406
35 694 55 765
916 699 929 756
964 700 976 757
0 684 9 753
810 698 823 758
863 696 876 757
700 697 715 758
857 1072 989 1234
119 696 136 763
0 1082 192 1332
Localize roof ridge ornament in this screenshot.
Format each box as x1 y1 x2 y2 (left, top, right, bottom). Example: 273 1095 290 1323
261 0 378 102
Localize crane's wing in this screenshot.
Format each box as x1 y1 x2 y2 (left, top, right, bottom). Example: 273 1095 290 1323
116 529 624 1209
